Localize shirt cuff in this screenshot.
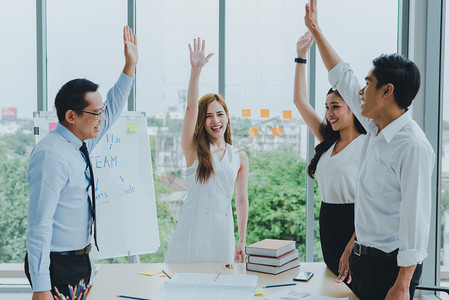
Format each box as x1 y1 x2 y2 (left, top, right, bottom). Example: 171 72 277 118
30 273 51 292
397 249 426 267
328 61 350 89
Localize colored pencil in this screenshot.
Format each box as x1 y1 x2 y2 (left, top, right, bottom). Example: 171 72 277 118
263 283 297 288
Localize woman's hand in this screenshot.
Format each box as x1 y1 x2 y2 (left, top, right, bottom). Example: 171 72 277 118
188 37 214 70
296 31 314 58
336 247 352 283
235 241 246 263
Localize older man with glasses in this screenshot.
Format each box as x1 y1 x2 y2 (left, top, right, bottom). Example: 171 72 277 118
25 25 138 300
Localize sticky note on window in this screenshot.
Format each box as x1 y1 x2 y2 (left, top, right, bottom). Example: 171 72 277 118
249 128 259 137
242 109 251 117
283 110 292 119
260 109 270 118
254 288 264 296
272 127 282 136
128 123 140 132
49 122 57 132
137 270 161 276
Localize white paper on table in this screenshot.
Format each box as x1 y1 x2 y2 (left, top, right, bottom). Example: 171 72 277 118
264 288 349 300
158 273 258 300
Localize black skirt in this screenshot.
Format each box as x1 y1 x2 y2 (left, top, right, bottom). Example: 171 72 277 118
319 201 355 276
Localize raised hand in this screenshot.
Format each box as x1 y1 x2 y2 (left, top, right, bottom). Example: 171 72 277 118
304 0 319 33
123 25 138 77
188 38 214 70
296 31 314 58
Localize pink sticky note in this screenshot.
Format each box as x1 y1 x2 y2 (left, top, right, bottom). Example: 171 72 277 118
49 122 57 132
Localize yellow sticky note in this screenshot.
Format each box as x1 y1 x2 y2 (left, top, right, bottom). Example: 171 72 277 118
242 109 251 117
137 269 161 276
260 109 270 118
128 122 140 132
254 288 264 296
283 110 292 119
272 127 282 136
249 128 259 137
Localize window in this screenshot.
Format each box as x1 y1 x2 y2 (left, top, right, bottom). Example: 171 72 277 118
226 0 310 259
0 0 36 264
0 0 404 269
47 0 127 110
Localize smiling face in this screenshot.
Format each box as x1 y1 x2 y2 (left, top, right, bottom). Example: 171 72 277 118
204 100 229 142
70 91 105 141
359 68 386 119
325 93 354 132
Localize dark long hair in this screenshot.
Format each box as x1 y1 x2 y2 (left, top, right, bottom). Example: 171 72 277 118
307 89 366 179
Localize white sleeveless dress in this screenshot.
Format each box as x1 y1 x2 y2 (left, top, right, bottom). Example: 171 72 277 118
164 143 241 263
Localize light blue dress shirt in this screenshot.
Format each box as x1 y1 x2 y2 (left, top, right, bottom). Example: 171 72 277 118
26 72 134 292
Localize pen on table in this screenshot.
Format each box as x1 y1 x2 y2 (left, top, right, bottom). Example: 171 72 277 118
117 295 151 300
263 283 297 288
161 269 172 279
214 271 222 281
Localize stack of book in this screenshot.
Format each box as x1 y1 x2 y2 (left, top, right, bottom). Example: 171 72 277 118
246 239 300 275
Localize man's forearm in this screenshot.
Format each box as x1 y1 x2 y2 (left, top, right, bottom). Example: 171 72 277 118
394 265 416 291
122 63 135 78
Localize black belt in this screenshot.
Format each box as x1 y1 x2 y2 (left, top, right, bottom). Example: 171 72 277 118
51 244 92 256
353 240 398 258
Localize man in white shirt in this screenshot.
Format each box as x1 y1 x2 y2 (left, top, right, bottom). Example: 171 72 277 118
304 1 435 299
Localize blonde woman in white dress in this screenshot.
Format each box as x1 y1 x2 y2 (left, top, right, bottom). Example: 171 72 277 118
164 38 249 263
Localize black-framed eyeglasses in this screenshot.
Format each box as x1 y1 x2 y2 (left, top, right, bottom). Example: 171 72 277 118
80 103 107 120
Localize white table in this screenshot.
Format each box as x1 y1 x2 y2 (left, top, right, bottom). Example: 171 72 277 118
88 262 358 299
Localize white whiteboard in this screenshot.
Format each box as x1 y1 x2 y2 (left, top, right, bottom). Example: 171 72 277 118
33 111 160 260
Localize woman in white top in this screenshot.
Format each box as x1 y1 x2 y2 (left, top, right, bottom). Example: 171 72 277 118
293 32 366 284
164 38 249 263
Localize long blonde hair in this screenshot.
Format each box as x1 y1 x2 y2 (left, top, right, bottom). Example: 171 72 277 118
193 93 232 183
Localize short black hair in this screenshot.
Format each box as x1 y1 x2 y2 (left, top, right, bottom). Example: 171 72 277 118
54 79 99 122
372 54 420 109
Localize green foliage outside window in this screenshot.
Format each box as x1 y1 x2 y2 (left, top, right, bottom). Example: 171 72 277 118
0 129 33 263
233 148 322 262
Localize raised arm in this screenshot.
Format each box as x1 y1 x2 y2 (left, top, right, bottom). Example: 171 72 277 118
304 0 341 72
122 25 138 77
89 26 136 150
293 31 324 142
304 0 369 130
234 150 249 263
181 38 214 166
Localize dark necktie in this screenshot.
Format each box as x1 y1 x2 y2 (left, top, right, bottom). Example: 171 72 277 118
79 142 99 251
